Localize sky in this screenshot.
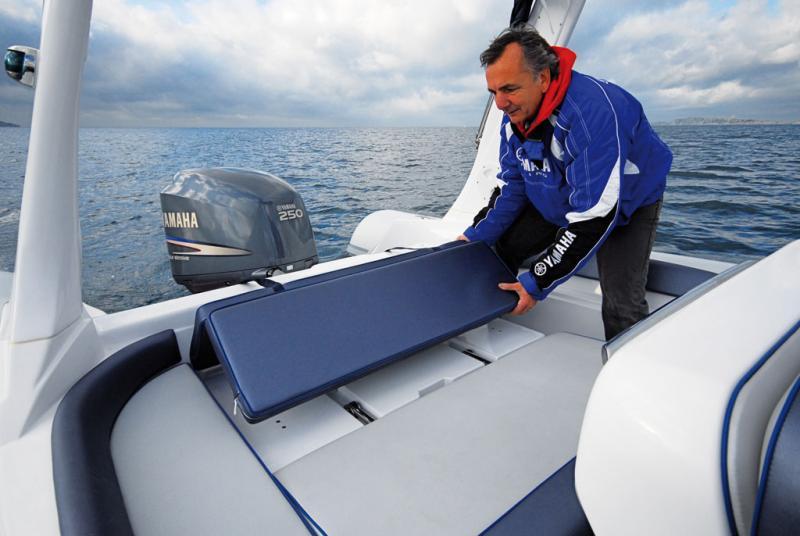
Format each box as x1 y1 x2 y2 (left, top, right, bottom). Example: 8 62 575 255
0 0 797 127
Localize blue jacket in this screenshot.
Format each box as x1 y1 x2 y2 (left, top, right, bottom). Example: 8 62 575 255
464 71 671 300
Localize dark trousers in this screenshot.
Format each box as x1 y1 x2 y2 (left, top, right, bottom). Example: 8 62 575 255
485 199 662 340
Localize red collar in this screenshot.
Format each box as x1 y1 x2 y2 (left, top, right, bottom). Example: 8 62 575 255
515 46 576 137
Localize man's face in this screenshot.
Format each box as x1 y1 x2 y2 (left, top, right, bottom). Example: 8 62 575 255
486 43 551 124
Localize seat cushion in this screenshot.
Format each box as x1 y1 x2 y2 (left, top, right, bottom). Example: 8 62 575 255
276 333 603 535
205 241 517 422
190 248 440 370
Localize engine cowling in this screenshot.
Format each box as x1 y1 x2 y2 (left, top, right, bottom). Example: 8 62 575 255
160 167 318 293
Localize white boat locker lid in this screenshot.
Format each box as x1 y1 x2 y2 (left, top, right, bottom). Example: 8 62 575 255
451 318 545 362
338 319 544 418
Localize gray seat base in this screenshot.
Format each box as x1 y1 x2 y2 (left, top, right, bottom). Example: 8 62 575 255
277 332 604 535
111 365 310 536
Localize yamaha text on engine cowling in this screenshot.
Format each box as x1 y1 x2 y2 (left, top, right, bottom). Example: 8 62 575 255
160 168 318 293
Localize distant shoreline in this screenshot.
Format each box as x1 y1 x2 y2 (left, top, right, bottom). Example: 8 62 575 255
1 121 798 129
655 118 800 126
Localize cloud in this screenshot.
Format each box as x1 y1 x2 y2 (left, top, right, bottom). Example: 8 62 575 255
576 0 800 120
383 74 485 116
3 0 512 126
656 80 765 106
0 0 38 24
1 0 798 126
79 0 511 126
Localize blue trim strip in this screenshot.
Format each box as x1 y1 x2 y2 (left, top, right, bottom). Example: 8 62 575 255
196 368 327 536
720 318 800 535
750 374 800 536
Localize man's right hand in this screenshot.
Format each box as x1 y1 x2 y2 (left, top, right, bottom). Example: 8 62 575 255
498 282 537 315
457 234 470 242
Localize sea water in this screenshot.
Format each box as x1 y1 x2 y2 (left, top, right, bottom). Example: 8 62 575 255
0 125 798 312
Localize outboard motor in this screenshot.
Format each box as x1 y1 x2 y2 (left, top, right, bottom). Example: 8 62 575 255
160 168 318 293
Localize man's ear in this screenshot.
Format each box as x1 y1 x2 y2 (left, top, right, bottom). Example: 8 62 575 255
539 69 551 93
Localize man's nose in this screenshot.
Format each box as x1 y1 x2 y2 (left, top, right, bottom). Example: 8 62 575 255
494 94 508 110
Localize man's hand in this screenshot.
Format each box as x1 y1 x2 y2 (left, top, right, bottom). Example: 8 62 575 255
498 282 537 315
457 234 470 242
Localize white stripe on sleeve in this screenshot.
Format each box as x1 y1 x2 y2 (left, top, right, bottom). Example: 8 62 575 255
565 77 622 224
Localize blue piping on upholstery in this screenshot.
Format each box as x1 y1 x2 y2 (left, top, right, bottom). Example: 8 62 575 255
720 318 800 535
196 366 327 536
750 374 800 535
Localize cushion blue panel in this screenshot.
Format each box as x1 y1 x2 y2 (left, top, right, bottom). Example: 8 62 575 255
480 458 593 536
752 375 800 535
191 285 282 370
190 248 437 370
645 259 717 297
205 241 517 422
574 256 716 297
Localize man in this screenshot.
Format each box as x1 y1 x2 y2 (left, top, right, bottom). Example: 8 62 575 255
460 28 672 340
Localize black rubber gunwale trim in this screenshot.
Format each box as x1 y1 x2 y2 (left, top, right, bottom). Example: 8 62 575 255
52 330 182 536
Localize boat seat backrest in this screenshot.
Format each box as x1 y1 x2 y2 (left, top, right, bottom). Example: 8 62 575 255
723 321 800 535
197 241 517 422
574 255 717 297
189 247 438 370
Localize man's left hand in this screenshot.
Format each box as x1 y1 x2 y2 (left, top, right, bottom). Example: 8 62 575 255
498 282 537 315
